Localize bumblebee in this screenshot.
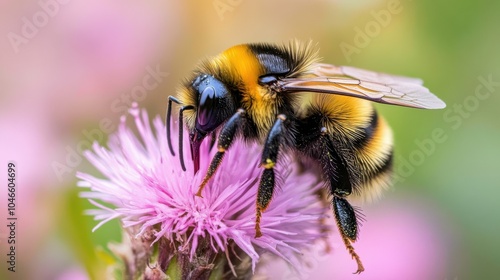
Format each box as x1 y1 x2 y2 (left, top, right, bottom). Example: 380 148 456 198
166 41 445 273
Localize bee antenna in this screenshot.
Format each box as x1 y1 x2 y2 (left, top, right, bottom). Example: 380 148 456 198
178 105 194 171
166 96 177 156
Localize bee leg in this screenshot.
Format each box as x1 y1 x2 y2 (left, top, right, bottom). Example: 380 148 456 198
255 114 287 238
333 196 364 274
323 132 352 198
195 109 245 197
321 132 364 273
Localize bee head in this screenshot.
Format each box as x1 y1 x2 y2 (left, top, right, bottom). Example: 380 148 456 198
190 74 235 172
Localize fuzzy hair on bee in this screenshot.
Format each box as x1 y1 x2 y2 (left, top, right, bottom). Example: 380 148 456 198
165 41 446 274
178 41 319 139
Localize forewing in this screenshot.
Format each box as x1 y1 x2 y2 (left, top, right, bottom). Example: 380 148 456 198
280 63 446 109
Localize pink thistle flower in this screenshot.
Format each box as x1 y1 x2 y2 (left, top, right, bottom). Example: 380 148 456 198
77 104 327 277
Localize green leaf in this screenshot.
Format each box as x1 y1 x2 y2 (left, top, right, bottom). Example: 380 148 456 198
59 187 109 279
166 255 181 280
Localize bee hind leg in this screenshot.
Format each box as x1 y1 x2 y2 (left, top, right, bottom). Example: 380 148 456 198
321 132 364 273
332 196 364 274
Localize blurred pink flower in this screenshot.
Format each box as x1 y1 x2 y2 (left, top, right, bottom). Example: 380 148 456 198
77 104 327 273
2 1 180 126
258 200 449 279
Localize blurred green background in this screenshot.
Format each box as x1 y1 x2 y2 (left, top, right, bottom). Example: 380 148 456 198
1 0 499 279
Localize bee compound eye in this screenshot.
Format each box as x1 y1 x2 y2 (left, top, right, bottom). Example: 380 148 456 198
197 86 217 127
194 75 232 133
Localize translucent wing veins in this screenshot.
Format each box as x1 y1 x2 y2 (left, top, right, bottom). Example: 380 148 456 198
279 63 446 109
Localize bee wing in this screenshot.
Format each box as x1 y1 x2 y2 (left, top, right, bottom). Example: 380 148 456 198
280 63 446 109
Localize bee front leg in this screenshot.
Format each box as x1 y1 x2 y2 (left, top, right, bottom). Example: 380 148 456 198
255 114 288 238
195 109 245 197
